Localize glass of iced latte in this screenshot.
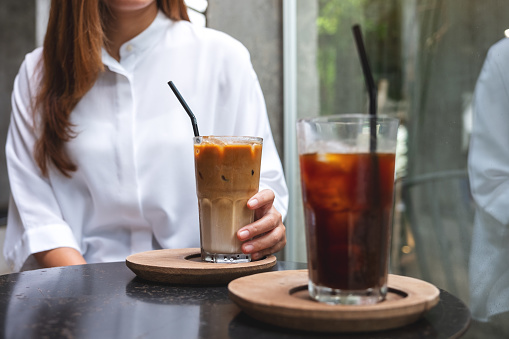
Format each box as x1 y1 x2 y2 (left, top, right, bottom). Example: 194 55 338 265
194 136 263 263
297 114 399 304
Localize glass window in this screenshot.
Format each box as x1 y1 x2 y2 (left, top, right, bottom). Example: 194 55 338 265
285 1 509 337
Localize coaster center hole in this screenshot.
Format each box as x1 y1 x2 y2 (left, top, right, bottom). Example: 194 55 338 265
184 253 202 262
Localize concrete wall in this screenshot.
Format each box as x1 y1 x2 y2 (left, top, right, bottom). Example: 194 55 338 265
0 0 36 274
206 0 284 159
0 0 36 217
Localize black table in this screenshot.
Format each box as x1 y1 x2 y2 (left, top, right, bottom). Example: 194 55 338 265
0 261 470 339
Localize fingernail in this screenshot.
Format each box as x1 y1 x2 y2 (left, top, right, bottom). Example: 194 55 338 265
252 252 260 260
238 230 250 239
244 244 254 252
248 198 258 207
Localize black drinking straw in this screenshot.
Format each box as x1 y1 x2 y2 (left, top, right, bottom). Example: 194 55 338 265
167 81 200 137
352 24 377 153
352 24 381 210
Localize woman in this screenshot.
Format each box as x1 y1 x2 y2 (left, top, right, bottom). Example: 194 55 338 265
4 0 288 271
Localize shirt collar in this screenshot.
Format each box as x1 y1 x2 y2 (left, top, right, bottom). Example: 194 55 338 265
102 10 169 69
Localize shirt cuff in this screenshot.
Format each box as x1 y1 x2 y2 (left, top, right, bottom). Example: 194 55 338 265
6 224 81 272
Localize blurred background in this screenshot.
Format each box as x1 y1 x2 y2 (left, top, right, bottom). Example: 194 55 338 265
1 1 509 336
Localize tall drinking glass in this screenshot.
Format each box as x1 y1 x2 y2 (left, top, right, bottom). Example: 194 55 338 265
194 136 263 263
297 114 399 304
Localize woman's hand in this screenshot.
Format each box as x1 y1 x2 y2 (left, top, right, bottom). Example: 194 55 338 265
237 189 287 260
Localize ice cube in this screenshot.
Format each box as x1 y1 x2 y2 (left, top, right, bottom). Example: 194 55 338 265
305 140 358 154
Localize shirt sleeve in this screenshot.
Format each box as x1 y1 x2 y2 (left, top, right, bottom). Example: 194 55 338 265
468 40 509 225
218 43 289 220
4 53 81 272
244 72 289 219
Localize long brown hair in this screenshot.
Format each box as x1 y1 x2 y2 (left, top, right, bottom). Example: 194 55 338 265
35 0 189 177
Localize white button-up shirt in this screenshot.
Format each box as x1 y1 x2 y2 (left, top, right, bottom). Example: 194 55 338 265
469 37 509 321
4 11 288 272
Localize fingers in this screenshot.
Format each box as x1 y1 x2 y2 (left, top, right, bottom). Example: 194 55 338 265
237 189 287 260
237 205 286 260
243 223 287 260
238 205 281 240
247 189 275 218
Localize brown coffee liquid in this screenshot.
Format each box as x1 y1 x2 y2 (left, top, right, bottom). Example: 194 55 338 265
195 138 262 255
300 152 395 290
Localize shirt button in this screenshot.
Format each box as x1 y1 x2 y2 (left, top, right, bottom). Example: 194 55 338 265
126 44 133 52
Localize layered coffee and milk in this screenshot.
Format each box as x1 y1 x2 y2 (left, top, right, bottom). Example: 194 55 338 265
194 136 262 263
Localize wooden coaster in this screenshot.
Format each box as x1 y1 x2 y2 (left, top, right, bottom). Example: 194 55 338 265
228 270 440 333
125 248 276 285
